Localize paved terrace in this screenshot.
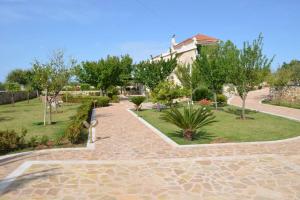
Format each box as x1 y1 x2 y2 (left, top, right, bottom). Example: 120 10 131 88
0 90 300 199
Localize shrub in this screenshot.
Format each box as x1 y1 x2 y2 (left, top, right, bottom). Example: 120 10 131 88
80 83 91 91
192 87 213 101
107 86 119 98
198 99 212 107
130 96 146 111
110 95 120 103
151 81 183 106
40 135 49 145
28 136 38 147
160 105 216 141
61 95 110 107
66 101 93 144
0 129 27 154
217 94 227 106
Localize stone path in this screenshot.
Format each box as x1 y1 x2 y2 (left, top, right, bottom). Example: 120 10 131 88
0 100 300 199
229 88 300 121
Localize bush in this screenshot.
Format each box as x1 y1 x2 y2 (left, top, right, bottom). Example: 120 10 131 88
198 99 212 107
40 135 49 145
217 94 227 106
130 96 146 111
61 94 110 107
80 83 91 91
192 87 213 101
110 95 120 103
66 101 93 144
107 86 119 98
28 136 38 147
151 81 183 106
0 129 27 154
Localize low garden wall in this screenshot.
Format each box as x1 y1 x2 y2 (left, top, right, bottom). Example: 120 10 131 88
270 86 300 102
0 91 37 105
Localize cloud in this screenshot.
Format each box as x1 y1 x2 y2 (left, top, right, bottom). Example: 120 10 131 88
118 41 169 62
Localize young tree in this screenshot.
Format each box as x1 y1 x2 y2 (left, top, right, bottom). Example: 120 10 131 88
230 34 273 119
175 64 192 90
32 50 75 125
5 82 20 106
133 56 177 91
194 41 239 110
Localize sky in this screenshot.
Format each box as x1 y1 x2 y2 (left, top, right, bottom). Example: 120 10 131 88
0 0 299 82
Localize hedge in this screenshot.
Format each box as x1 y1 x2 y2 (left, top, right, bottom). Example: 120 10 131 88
62 94 110 107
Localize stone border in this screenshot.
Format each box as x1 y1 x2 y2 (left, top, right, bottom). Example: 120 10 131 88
127 108 300 148
0 154 283 194
0 109 97 161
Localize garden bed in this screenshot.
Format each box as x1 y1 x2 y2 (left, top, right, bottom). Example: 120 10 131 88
135 105 300 145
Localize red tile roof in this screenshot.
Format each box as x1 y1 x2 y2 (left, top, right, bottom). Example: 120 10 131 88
174 34 218 48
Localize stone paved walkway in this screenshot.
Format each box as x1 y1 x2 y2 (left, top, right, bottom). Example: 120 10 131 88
0 100 300 199
229 88 300 121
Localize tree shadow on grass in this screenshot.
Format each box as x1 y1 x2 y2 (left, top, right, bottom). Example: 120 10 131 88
0 116 14 122
223 107 257 119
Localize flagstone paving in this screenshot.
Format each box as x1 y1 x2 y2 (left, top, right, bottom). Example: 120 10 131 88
1 93 300 199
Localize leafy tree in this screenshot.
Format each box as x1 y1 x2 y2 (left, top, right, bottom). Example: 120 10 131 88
230 34 273 119
32 50 75 125
160 105 216 140
6 69 32 85
133 56 177 91
194 40 239 110
75 55 132 94
5 82 20 105
151 81 182 107
0 82 5 91
175 64 192 90
281 60 300 85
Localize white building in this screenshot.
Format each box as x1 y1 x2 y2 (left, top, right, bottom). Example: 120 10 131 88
152 33 219 85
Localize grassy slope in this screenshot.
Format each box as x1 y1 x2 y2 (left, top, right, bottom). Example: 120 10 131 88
262 99 300 109
136 105 300 145
0 98 80 140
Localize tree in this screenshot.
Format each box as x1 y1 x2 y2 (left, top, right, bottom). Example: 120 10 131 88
5 82 20 106
75 55 132 95
230 34 273 119
133 56 177 91
32 50 75 125
281 60 300 85
194 40 239 110
6 69 32 85
0 82 5 91
175 64 192 90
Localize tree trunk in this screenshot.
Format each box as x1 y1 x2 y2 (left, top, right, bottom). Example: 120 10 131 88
27 91 30 104
183 129 193 141
48 99 52 125
241 92 247 120
11 93 15 106
43 89 48 126
213 92 218 110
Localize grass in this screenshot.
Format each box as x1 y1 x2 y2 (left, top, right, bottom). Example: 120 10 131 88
0 98 80 140
136 105 300 145
262 99 300 109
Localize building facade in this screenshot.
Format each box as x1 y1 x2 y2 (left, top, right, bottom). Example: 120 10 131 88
152 34 219 85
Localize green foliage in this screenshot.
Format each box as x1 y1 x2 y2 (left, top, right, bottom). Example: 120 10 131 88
270 60 300 87
6 69 32 85
151 81 183 106
5 82 20 92
110 95 120 103
107 86 119 98
0 82 5 91
175 64 192 90
133 56 177 91
192 86 213 101
40 135 49 145
80 83 91 91
75 55 133 93
130 96 146 110
160 105 216 140
217 94 227 106
0 129 27 154
66 101 93 144
61 95 110 107
28 136 38 147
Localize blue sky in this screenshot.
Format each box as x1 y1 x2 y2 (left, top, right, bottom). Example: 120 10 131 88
0 0 299 82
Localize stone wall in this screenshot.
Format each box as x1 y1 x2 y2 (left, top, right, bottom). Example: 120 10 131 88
0 91 37 105
270 86 300 102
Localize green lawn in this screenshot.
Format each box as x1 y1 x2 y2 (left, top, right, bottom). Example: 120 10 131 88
262 99 300 109
0 98 80 140
136 105 300 145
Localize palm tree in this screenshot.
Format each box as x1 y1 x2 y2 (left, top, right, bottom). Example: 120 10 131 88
160 105 216 140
